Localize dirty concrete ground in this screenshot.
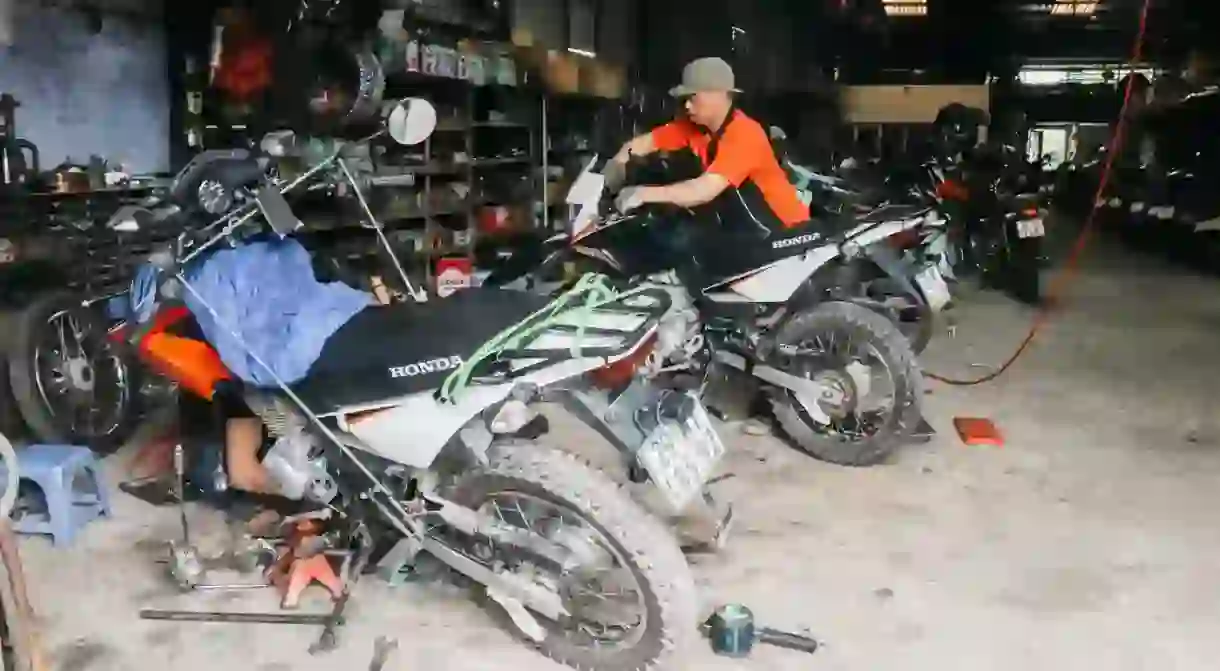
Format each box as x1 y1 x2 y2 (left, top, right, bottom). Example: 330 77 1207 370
16 232 1220 671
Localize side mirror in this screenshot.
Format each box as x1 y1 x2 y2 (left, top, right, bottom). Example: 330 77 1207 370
385 98 437 146
106 204 148 232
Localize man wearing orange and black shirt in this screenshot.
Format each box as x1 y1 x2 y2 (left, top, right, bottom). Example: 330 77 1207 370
609 57 810 235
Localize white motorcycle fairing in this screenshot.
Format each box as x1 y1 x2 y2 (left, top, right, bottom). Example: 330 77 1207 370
332 292 666 469
707 215 936 304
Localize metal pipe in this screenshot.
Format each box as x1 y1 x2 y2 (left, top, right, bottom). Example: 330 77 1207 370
139 609 337 625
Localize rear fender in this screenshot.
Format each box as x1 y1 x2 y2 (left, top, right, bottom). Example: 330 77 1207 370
861 243 928 307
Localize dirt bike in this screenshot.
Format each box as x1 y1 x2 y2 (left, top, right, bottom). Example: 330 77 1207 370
488 153 927 467
92 98 724 670
770 129 951 354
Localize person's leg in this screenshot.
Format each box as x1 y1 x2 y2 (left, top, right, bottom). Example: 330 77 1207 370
225 417 274 494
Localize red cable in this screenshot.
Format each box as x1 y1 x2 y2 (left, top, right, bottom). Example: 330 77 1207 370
924 0 1153 386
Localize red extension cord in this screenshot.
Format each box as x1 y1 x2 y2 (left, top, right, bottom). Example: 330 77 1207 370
924 0 1155 386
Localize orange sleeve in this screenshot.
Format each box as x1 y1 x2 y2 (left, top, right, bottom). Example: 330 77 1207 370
650 121 694 152
706 123 764 187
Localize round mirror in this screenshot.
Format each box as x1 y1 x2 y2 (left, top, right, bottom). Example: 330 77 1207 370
386 98 438 146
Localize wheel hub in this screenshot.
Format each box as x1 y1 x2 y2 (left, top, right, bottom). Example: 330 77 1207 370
61 357 95 393
810 370 857 418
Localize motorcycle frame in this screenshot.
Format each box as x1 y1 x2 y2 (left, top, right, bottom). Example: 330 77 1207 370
115 135 713 619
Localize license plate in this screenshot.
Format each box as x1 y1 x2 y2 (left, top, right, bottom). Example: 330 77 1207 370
1154 206 1176 220
914 265 951 311
1130 202 1145 213
1108 198 1123 207
635 398 726 513
1016 218 1045 239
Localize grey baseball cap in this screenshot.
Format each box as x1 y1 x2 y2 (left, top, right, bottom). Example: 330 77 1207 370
669 57 740 98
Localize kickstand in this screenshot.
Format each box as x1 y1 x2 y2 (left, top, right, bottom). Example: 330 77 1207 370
309 527 373 655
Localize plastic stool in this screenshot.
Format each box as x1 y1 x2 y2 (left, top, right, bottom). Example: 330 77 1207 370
0 444 111 546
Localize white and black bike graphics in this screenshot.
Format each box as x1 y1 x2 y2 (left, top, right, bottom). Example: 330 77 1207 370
489 154 928 467
105 100 722 671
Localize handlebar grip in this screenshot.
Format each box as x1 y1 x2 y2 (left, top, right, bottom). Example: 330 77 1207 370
756 628 819 655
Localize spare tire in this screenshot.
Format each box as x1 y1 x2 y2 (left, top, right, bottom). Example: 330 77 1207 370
7 292 143 454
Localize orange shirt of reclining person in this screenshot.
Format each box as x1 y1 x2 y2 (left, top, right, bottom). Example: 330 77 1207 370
650 110 810 228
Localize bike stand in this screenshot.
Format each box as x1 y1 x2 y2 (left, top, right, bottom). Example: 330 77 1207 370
910 416 937 444
268 519 345 609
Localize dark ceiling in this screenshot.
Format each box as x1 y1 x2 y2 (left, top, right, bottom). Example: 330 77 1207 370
805 0 1207 82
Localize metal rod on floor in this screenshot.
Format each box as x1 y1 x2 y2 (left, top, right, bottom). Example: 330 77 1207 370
138 609 338 625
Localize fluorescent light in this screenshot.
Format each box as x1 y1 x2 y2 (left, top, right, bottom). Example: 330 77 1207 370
882 1 927 17
567 48 596 58
1048 1 1098 16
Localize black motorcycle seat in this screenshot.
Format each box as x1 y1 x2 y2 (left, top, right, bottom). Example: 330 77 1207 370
291 288 552 414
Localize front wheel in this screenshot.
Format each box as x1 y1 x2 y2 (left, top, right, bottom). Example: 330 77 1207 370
448 443 698 671
7 292 143 453
769 301 924 467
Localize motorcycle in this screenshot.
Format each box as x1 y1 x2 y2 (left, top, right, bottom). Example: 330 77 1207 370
94 98 722 670
489 153 927 467
939 145 1047 305
770 133 952 354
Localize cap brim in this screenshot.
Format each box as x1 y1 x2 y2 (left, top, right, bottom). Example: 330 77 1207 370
669 85 741 98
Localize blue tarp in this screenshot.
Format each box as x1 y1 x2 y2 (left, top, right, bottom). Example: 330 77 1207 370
181 238 374 387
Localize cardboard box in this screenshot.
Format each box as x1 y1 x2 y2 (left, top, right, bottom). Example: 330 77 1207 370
580 59 626 99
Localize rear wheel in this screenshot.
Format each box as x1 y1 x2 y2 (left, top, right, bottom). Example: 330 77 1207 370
861 273 936 355
769 302 924 466
448 444 698 671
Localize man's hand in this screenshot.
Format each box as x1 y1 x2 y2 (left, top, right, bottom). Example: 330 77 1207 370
614 186 651 214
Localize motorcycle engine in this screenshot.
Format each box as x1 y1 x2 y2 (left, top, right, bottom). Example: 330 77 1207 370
245 392 338 503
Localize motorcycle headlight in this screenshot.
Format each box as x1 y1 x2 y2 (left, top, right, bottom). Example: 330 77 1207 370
197 179 233 215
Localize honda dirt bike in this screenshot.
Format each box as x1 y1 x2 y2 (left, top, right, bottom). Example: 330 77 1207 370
489 154 927 467
92 99 723 671
769 127 952 354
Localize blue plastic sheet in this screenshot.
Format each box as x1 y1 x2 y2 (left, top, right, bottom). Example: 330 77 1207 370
181 238 374 387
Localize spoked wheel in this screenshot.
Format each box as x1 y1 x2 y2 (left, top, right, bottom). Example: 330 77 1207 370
449 444 697 671
862 276 936 355
8 292 142 453
770 302 924 466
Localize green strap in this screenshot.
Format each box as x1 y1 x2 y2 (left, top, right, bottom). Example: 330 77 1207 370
436 274 646 403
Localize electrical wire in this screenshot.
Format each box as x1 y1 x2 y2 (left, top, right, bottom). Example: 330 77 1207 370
924 0 1153 386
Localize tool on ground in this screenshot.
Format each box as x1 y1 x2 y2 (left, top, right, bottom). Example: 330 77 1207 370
952 417 1004 447
268 518 345 609
139 608 338 625
309 528 374 655
167 443 206 590
704 604 820 658
367 636 397 671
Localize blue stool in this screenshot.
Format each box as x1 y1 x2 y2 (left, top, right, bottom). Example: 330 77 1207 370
0 444 111 546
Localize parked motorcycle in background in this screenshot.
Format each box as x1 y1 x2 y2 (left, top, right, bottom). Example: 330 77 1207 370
488 153 928 467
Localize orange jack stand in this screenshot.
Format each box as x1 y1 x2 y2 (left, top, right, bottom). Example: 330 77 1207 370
266 520 344 610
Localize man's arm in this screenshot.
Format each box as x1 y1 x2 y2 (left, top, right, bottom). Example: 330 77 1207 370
634 173 731 208
631 123 762 209
611 133 658 165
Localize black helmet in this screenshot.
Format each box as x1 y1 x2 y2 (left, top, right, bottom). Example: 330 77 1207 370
933 103 989 154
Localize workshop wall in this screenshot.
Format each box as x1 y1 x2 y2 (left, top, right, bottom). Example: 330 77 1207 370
0 3 169 174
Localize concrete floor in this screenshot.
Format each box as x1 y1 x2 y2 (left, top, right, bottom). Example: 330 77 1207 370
16 234 1220 671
